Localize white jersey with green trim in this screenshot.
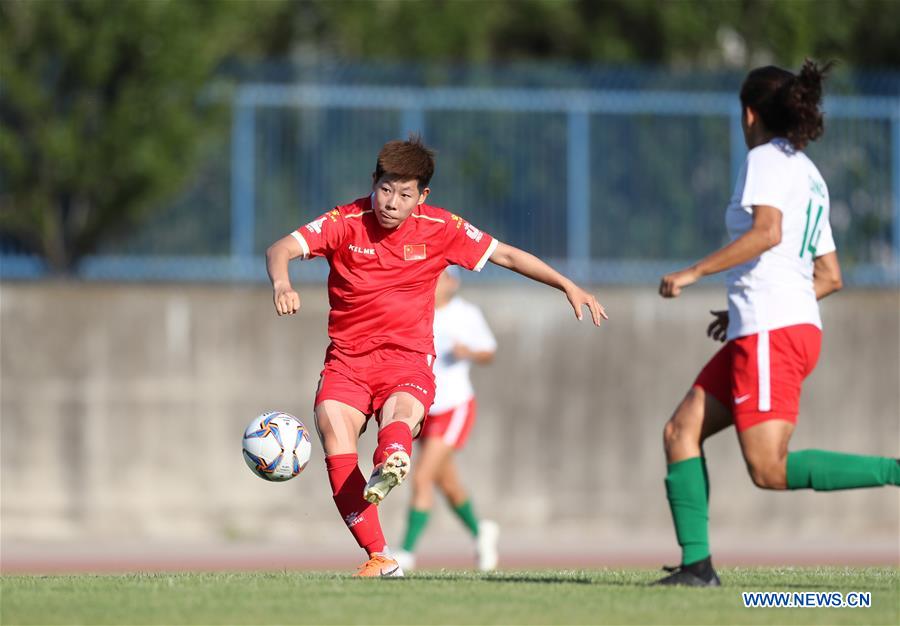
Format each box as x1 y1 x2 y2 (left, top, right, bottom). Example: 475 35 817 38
430 297 497 415
725 138 836 340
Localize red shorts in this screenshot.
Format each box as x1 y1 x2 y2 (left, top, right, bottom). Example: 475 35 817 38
694 324 822 432
315 344 436 417
421 397 477 449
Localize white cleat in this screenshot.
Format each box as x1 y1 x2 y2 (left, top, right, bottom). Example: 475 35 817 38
363 450 410 505
394 549 416 572
477 520 500 571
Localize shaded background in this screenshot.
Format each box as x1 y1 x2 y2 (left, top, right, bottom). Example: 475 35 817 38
1 0 898 572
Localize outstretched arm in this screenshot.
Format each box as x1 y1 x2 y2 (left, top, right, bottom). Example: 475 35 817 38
659 204 782 298
488 241 608 326
266 235 303 315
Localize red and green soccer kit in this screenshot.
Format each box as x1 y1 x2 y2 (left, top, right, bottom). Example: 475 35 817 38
665 138 899 577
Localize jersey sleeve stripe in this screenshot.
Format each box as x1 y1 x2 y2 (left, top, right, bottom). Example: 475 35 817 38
412 213 446 223
291 231 311 258
473 238 499 272
345 210 373 219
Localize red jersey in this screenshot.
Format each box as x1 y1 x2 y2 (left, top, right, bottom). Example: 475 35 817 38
292 195 497 355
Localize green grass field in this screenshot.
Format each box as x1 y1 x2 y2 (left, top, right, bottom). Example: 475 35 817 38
2 568 897 625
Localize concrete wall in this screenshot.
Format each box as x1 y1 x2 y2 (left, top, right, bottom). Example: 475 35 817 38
2 283 898 551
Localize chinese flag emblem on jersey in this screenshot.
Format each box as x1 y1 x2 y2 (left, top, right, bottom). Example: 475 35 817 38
404 244 427 261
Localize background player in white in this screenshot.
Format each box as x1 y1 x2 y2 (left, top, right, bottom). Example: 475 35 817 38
395 266 499 571
656 59 900 586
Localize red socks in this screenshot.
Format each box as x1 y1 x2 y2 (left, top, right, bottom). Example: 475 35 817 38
373 421 413 467
325 423 412 557
325 453 385 555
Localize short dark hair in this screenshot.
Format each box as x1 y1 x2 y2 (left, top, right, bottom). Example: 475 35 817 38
372 135 436 190
740 59 835 150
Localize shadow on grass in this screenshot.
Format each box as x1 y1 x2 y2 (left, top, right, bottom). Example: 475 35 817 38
404 572 597 585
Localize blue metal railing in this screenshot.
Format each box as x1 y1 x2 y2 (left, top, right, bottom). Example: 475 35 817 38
2 79 898 285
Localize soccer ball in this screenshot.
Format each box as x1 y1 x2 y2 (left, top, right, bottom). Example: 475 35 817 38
242 411 312 481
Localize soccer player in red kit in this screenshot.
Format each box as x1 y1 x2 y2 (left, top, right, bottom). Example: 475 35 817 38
266 137 607 577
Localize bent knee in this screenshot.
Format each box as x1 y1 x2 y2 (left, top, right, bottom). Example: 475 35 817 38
314 411 361 454
747 461 787 490
662 420 680 450
314 412 340 436
664 391 704 447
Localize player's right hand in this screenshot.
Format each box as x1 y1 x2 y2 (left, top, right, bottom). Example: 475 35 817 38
565 284 608 326
273 286 300 316
659 266 700 298
707 309 728 342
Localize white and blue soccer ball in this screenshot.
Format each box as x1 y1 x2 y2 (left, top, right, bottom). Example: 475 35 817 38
242 411 312 481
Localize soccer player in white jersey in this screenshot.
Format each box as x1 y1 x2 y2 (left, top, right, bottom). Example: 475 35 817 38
395 266 500 572
656 60 899 586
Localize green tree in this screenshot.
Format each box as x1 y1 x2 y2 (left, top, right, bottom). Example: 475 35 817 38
268 0 900 69
3 0 896 271
0 0 282 272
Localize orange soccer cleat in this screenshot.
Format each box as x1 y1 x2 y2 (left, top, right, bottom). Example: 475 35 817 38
353 553 405 578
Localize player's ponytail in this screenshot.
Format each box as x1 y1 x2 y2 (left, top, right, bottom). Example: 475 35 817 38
740 59 835 150
784 59 835 149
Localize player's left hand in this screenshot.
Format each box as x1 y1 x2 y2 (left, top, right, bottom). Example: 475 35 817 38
565 285 608 326
707 309 729 342
659 267 700 298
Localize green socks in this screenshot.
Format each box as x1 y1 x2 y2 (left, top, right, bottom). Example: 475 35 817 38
402 508 430 552
787 450 900 491
665 457 710 566
664 451 898 566
402 500 480 552
452 499 480 536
